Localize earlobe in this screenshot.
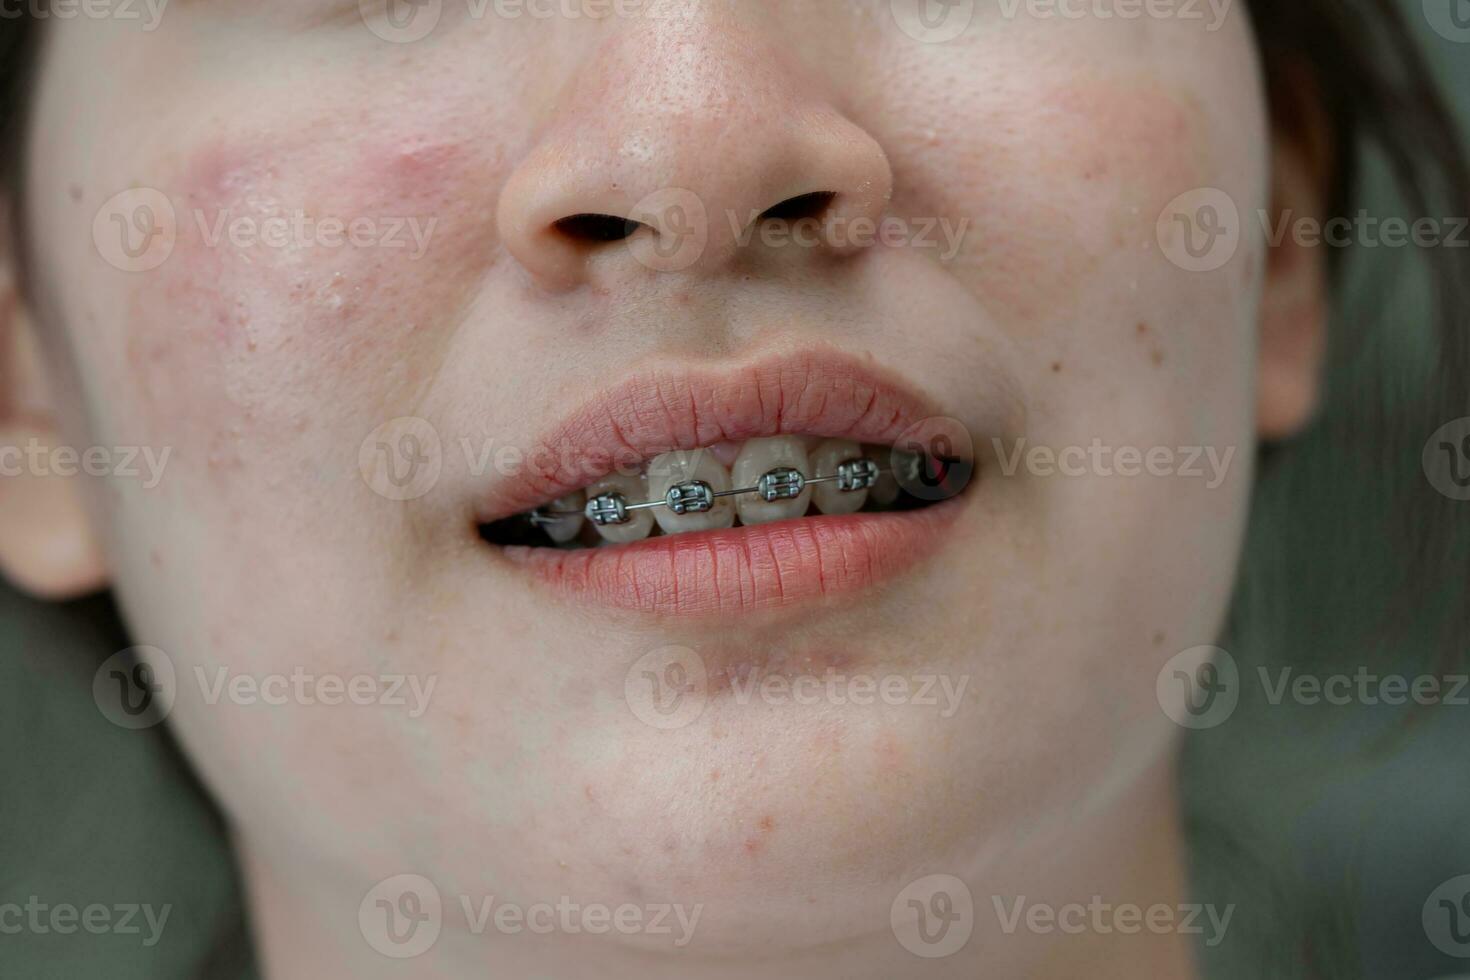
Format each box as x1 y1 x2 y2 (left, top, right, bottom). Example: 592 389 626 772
0 280 109 600
1256 72 1334 442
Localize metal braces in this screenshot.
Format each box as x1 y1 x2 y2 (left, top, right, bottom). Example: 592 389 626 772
529 453 916 528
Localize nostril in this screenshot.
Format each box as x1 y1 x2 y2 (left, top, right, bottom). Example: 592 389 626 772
759 191 837 223
553 213 647 244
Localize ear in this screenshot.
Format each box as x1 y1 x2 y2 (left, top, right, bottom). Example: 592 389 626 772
0 257 109 599
1256 66 1334 441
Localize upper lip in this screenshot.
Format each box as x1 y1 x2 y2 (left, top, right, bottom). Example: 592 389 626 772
475 347 947 523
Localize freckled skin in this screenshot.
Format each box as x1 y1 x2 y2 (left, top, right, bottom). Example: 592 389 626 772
22 4 1266 977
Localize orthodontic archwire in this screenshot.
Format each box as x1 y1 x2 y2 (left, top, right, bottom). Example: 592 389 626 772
526 450 928 528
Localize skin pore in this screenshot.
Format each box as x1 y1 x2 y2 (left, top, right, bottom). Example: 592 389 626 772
0 2 1330 977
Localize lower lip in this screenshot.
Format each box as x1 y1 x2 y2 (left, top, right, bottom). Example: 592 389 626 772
499 502 963 617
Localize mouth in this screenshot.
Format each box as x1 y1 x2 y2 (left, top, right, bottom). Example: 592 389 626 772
474 349 979 616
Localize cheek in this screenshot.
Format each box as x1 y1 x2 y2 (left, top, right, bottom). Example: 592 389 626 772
891 79 1215 321
123 125 509 486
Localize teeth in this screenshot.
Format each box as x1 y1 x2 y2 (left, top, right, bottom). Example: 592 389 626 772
585 473 655 544
731 436 812 526
646 449 737 535
811 439 868 515
512 437 941 548
542 490 586 544
865 445 900 507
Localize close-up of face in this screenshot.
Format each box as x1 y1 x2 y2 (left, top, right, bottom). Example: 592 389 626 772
2 2 1465 979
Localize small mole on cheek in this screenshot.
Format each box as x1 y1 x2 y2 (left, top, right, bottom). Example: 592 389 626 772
1153 631 1167 647
1051 361 1063 374
68 183 83 203
1135 321 1165 367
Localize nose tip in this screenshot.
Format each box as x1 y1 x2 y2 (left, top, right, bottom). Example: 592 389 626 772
495 29 893 289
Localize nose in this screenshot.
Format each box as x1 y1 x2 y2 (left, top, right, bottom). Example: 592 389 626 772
495 13 893 289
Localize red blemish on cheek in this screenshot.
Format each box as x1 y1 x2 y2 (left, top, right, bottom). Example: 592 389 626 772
874 729 906 772
744 816 777 856
381 135 467 180
179 138 276 207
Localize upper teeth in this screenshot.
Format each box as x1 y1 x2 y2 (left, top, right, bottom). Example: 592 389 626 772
527 437 919 544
